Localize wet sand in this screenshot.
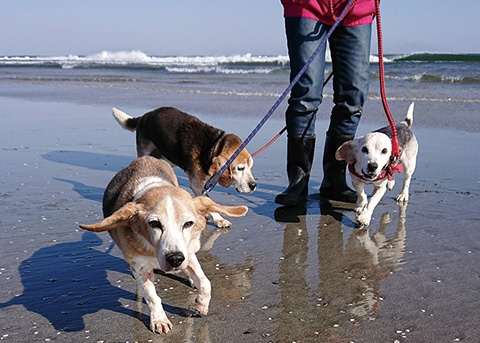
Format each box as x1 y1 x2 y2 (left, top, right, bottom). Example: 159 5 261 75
1 95 480 343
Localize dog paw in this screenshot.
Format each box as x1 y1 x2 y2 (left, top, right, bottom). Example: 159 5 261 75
387 179 395 191
354 205 366 215
195 296 210 316
214 218 232 228
396 193 409 203
150 315 173 334
355 210 372 227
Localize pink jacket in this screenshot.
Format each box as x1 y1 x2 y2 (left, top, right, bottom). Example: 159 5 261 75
281 0 375 27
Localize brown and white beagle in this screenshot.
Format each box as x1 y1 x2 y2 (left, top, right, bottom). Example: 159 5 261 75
79 156 248 334
112 106 256 227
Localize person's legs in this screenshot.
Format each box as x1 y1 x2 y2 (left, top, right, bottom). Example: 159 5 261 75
328 24 371 137
320 24 372 203
275 17 328 206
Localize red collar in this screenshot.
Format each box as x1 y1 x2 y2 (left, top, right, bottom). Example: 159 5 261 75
348 161 403 182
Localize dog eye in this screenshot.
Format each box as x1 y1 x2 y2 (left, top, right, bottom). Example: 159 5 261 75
183 221 194 229
148 220 162 229
381 148 388 154
361 147 368 154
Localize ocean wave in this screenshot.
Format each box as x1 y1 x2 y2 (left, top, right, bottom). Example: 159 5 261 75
3 51 478 70
378 72 480 84
0 50 390 70
2 51 478 85
165 66 281 74
0 51 290 69
389 52 480 63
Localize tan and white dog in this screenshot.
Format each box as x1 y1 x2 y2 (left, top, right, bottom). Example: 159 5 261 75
111 106 256 228
336 103 418 227
79 156 248 334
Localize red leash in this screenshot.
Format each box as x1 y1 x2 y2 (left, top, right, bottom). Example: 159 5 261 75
346 0 403 183
375 0 400 163
251 126 286 158
251 71 334 158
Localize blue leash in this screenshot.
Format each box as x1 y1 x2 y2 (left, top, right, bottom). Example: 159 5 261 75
202 0 356 196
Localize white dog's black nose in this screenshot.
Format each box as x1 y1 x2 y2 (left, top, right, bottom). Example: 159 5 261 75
249 181 257 191
166 252 185 268
367 162 378 172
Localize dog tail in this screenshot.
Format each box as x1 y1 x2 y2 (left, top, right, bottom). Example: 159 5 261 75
112 107 138 131
404 102 414 128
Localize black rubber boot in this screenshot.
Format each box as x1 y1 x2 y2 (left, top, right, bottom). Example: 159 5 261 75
319 134 357 203
275 135 315 207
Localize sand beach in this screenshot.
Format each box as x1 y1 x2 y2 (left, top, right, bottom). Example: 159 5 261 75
1 54 480 342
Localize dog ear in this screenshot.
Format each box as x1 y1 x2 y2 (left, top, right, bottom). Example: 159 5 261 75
335 140 357 164
193 196 248 218
209 156 233 187
79 202 141 232
219 164 234 187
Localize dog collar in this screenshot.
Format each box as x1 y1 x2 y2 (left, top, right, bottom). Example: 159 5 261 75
348 161 403 182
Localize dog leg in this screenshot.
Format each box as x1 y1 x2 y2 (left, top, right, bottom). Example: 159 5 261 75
136 136 157 157
353 180 368 213
387 179 395 191
356 183 387 227
209 212 232 228
184 253 211 316
397 160 415 202
131 267 173 334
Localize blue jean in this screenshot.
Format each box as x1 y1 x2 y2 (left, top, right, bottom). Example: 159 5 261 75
285 17 372 137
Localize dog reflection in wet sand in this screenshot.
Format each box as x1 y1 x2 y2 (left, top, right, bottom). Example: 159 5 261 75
275 202 408 341
345 202 407 318
319 202 408 321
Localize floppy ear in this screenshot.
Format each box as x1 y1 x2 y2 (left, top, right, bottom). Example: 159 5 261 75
209 156 233 187
219 164 234 187
193 196 248 218
79 202 140 232
335 140 357 164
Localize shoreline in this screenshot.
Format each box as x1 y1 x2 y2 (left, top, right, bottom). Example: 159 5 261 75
1 95 480 343
2 71 480 133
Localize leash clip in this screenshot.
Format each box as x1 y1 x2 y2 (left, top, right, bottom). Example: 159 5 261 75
202 180 213 196
202 172 222 196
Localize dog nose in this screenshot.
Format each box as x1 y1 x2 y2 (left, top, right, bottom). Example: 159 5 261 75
248 181 257 191
165 252 185 268
367 162 378 172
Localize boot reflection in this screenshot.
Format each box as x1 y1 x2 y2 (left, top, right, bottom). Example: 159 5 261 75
276 211 311 339
274 204 307 223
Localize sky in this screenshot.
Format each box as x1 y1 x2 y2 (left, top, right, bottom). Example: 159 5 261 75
1 0 479 57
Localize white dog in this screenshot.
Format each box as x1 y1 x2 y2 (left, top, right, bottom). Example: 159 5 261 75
336 103 418 227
